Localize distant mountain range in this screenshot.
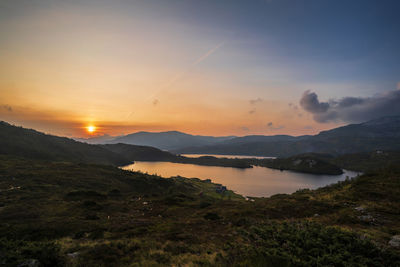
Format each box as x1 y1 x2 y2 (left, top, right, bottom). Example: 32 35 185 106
3 116 400 163
77 131 236 150
175 116 400 157
76 116 400 157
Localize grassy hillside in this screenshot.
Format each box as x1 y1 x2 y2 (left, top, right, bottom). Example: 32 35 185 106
0 122 130 166
249 153 343 175
331 151 400 172
0 156 399 266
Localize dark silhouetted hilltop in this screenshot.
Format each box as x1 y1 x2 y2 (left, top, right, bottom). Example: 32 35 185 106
0 121 130 166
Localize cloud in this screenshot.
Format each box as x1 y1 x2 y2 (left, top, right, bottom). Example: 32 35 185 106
299 91 329 113
250 97 263 105
1 104 12 112
248 98 264 114
397 82 400 90
240 126 250 131
267 122 285 130
300 89 400 123
248 108 256 114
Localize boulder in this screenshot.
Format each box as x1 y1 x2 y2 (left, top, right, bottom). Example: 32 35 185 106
389 235 400 247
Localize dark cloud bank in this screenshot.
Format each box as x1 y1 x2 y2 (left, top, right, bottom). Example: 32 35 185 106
300 89 400 123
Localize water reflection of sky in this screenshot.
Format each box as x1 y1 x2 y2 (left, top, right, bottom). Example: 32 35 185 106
122 161 359 197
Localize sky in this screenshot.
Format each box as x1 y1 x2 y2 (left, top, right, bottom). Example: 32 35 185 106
0 0 399 137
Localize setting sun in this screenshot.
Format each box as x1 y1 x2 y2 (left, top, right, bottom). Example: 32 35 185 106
87 125 96 133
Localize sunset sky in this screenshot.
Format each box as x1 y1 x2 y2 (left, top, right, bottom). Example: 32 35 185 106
1 0 399 137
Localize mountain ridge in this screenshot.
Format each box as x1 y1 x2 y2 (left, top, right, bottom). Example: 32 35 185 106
100 130 236 150
174 116 400 156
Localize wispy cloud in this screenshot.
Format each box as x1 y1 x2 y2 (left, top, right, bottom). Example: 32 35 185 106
267 122 285 130
250 97 263 105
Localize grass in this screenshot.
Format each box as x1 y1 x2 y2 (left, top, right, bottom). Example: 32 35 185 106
0 156 399 266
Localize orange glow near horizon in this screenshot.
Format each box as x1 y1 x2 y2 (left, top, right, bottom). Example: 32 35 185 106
86 125 96 134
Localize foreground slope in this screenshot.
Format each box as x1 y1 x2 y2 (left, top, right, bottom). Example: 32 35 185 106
0 156 399 266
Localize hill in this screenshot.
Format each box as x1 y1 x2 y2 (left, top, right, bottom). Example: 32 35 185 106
100 143 177 162
175 116 400 157
0 121 130 166
330 150 400 172
106 131 235 150
248 153 343 175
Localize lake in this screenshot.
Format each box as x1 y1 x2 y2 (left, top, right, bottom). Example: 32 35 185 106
181 154 276 159
122 161 360 197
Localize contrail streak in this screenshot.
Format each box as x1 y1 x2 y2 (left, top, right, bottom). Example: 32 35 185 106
147 42 225 101
192 42 225 66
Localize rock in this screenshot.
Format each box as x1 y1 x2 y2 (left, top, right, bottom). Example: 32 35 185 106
389 235 400 247
358 215 373 222
17 259 40 267
67 252 80 259
354 206 366 212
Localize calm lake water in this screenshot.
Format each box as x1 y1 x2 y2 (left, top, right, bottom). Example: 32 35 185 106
122 161 360 197
181 154 276 159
